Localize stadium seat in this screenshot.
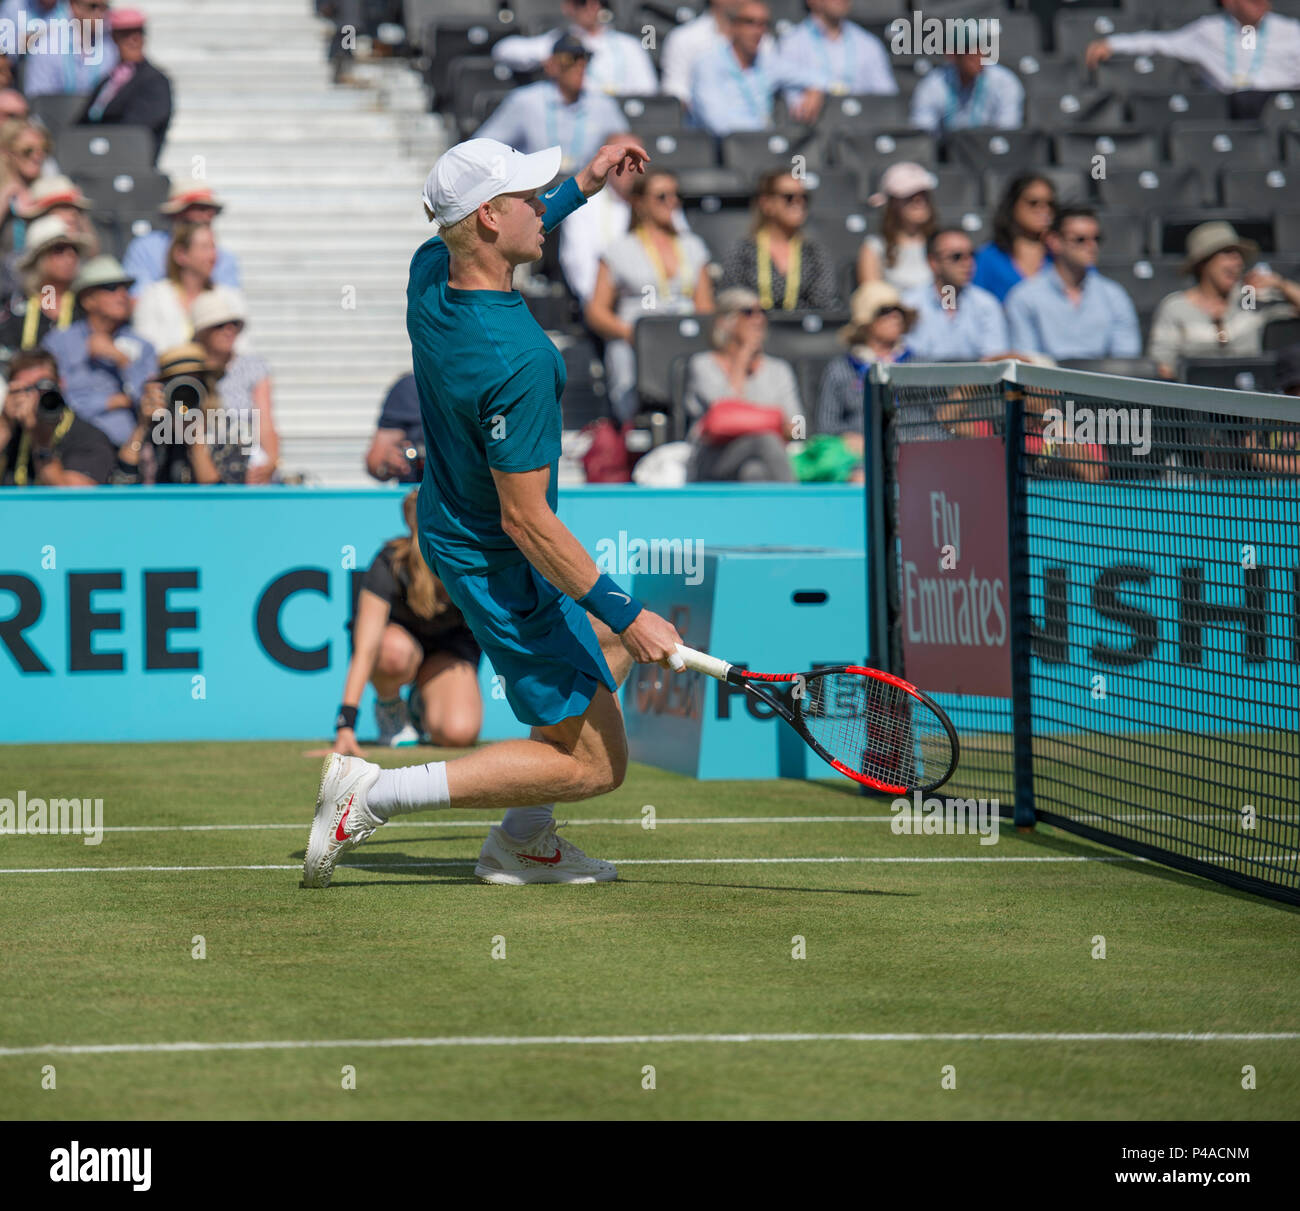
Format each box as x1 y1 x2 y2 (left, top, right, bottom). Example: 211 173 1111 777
1053 8 1149 56
765 0 807 30
1154 211 1274 256
765 311 851 363
470 87 513 132
30 93 90 140
1058 358 1164 381
1258 91 1300 129
448 56 526 135
424 16 508 107
1282 128 1300 164
684 207 751 265
404 0 501 50
1126 91 1229 133
523 288 577 334
1095 210 1147 260
1053 129 1161 171
808 211 871 280
795 354 837 423
1168 122 1280 169
56 127 155 176
721 128 827 181
806 168 858 206
1094 165 1204 211
1277 212 1300 254
1094 56 1195 96
1220 167 1294 212
559 338 610 429
675 167 751 205
638 128 717 172
1262 317 1300 352
77 169 171 218
1098 256 1184 313
1181 356 1278 394
1145 0 1218 24
618 94 684 130
831 129 937 174
909 166 982 213
952 208 990 248
984 166 1091 208
503 0 567 36
943 128 1052 174
635 313 713 408
799 93 910 132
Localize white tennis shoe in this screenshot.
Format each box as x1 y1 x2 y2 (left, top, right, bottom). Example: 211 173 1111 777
301 754 385 888
375 696 418 747
475 820 617 885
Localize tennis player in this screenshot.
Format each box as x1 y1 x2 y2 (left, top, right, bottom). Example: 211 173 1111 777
303 135 683 888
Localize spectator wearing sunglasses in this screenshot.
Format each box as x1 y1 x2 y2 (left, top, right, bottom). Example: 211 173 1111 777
1004 208 1141 362
21 0 119 98
858 161 938 294
476 33 626 177
0 119 52 254
193 288 280 484
584 169 713 422
689 0 818 136
492 0 658 98
972 174 1055 303
719 170 839 312
902 228 1007 362
908 50 1024 133
0 214 88 369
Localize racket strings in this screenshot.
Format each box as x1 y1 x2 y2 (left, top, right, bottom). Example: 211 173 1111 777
801 673 952 790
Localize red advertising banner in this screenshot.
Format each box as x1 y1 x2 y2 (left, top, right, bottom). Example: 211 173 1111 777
897 437 1012 696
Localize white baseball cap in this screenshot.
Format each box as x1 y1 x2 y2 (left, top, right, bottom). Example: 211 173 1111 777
422 138 563 228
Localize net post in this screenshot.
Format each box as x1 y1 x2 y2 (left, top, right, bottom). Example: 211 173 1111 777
1004 382 1036 830
865 365 890 673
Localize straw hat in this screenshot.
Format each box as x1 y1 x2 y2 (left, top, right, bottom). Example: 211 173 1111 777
18 214 91 270
18 174 91 219
191 287 247 334
839 281 917 343
159 183 225 215
157 342 211 379
1181 221 1259 274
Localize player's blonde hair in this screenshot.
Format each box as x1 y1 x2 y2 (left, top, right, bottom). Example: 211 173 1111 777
434 195 510 257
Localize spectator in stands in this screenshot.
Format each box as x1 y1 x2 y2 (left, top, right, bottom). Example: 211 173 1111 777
491 0 658 98
909 50 1024 133
689 0 816 135
475 33 625 177
1247 344 1300 472
21 0 119 98
972 174 1055 303
77 8 173 163
560 138 635 304
1004 208 1141 362
0 214 87 367
0 347 116 485
584 169 713 423
663 1 764 108
42 254 156 447
0 119 52 252
1148 221 1300 380
192 288 280 484
719 169 839 312
857 161 938 293
366 372 423 484
903 228 1008 362
1085 0 1300 120
779 0 897 107
15 174 95 245
684 286 799 482
332 490 483 753
0 90 28 122
122 184 242 295
132 222 221 352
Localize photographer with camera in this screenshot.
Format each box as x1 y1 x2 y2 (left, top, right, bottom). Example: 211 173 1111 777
0 349 116 485
41 256 157 448
364 371 424 483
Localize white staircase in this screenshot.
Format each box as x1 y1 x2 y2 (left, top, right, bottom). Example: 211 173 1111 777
141 0 447 483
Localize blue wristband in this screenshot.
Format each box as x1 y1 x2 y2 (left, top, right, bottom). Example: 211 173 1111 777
578 573 644 633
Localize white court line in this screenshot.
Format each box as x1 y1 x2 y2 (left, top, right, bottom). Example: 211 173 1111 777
0 1031 1294 1058
0 856 1145 875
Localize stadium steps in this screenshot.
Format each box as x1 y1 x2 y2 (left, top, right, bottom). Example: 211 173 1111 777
143 0 447 485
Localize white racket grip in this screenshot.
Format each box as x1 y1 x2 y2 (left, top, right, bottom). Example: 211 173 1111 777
673 644 731 681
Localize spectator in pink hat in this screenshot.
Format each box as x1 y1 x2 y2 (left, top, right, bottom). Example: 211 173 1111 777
121 182 242 294
857 162 939 294
77 8 173 162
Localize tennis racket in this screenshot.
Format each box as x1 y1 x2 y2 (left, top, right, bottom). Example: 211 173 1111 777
671 645 959 795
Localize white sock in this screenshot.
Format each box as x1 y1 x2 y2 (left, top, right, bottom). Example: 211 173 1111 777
501 805 554 840
367 761 449 819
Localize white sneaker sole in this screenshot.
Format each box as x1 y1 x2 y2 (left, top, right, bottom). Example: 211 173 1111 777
473 862 617 886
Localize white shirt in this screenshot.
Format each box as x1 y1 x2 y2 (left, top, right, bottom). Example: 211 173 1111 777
1107 12 1300 93
560 186 632 303
661 10 776 104
492 23 659 96
777 16 898 98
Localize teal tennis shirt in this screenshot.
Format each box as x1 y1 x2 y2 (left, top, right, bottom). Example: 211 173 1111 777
407 176 586 576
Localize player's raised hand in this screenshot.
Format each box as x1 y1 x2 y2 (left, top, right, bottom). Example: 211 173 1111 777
619 607 685 670
576 138 650 198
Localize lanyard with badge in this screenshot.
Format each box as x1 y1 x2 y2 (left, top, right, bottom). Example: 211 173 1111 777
807 18 851 94
546 89 587 172
756 228 802 310
943 67 988 127
725 48 770 124
1224 13 1268 88
637 227 688 301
